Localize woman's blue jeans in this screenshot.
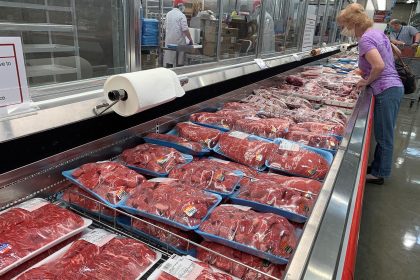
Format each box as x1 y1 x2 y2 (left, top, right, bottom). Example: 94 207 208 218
370 86 404 178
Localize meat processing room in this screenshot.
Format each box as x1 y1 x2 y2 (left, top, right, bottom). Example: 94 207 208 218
2 0 420 279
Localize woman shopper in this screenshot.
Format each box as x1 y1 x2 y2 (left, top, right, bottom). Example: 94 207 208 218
337 3 404 185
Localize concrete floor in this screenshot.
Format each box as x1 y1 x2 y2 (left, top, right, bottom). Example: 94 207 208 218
355 98 420 280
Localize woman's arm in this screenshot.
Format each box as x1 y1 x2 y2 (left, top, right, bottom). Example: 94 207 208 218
390 43 402 57
357 48 385 89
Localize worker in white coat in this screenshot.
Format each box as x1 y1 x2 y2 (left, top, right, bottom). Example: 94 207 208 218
253 0 275 53
164 0 193 67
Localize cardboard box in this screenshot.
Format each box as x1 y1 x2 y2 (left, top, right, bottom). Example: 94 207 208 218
222 28 239 37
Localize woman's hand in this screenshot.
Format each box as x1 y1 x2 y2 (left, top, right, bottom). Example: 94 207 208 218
356 79 369 90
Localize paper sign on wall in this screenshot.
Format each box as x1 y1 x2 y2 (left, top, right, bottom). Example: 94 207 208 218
0 37 30 108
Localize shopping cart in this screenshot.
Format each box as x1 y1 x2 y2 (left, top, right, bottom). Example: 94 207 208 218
402 57 420 108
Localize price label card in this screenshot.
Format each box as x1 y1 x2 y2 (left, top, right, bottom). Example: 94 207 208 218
254 58 269 69
0 37 29 107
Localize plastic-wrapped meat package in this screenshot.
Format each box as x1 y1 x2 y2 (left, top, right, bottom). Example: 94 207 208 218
62 185 116 217
222 102 260 111
217 132 276 170
0 198 85 272
297 81 329 97
121 144 188 174
233 117 290 139
71 162 146 204
145 133 204 152
216 109 257 119
131 218 198 251
285 75 304 86
284 95 313 109
289 121 345 136
253 173 323 195
267 146 330 180
151 255 235 280
168 159 242 194
236 179 316 216
199 205 298 259
285 131 339 150
176 122 222 148
123 179 219 228
241 95 288 111
316 107 348 125
190 112 236 130
197 241 285 280
300 70 322 79
206 157 259 186
16 229 158 280
249 90 289 109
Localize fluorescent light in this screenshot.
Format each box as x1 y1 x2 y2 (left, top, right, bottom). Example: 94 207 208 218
377 0 386 10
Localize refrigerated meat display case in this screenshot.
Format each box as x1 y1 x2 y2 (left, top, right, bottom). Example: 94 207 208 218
0 50 372 280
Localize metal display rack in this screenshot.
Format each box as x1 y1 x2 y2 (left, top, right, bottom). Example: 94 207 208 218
0 0 81 83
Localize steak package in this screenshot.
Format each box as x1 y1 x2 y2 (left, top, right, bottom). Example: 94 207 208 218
253 173 323 195
15 229 159 280
190 112 236 130
63 161 146 206
0 198 89 275
144 133 206 154
120 178 221 230
267 140 331 180
216 132 276 170
176 122 222 148
206 157 259 186
197 205 298 261
197 241 285 280
168 159 243 196
120 143 191 175
289 121 345 136
285 131 340 150
233 117 290 139
148 255 236 280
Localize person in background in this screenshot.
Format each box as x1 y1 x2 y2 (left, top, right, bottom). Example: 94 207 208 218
163 0 193 68
389 19 420 49
252 0 275 53
337 3 404 185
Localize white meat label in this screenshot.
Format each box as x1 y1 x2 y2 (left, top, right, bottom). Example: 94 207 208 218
161 255 204 279
183 205 198 217
209 157 229 164
224 204 252 211
278 141 300 152
80 229 116 247
229 131 249 140
149 178 177 183
16 198 50 212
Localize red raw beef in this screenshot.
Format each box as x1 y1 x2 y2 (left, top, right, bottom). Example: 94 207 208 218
216 109 257 119
0 208 32 234
71 162 145 204
132 218 198 251
285 131 339 150
199 205 298 258
206 157 259 186
0 202 84 271
233 118 291 139
190 112 236 129
121 144 187 174
316 107 348 125
197 241 285 280
241 94 288 110
267 148 330 180
62 185 116 217
222 102 259 111
254 173 322 194
217 133 276 169
124 179 218 228
145 133 204 152
289 121 345 136
168 159 242 194
236 179 315 216
285 75 304 86
283 95 313 109
177 122 222 148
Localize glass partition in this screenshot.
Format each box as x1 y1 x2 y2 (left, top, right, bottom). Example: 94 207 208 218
0 0 126 87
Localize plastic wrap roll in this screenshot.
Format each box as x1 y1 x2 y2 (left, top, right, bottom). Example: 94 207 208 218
103 68 185 117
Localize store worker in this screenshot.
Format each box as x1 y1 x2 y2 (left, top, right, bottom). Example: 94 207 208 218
389 19 420 48
338 4 403 185
164 0 193 68
252 0 275 53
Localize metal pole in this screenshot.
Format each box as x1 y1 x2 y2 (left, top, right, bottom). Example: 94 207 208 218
255 0 266 57
124 0 142 72
319 0 331 47
216 0 223 61
297 0 310 51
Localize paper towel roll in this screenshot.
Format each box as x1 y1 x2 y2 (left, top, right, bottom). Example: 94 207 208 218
103 68 185 117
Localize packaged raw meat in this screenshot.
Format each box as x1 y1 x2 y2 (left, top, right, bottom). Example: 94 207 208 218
241 94 288 110
119 178 222 230
206 157 259 186
232 179 316 221
143 132 208 156
222 102 260 111
283 95 313 109
215 132 276 170
15 229 160 280
0 198 90 275
316 107 348 125
62 185 117 219
233 117 290 139
289 121 345 136
120 143 192 176
216 109 258 119
285 131 340 150
196 241 285 280
62 161 146 206
168 159 243 196
266 139 332 180
177 122 222 149
190 112 236 130
197 205 298 263
285 75 304 86
148 255 236 280
253 173 323 195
